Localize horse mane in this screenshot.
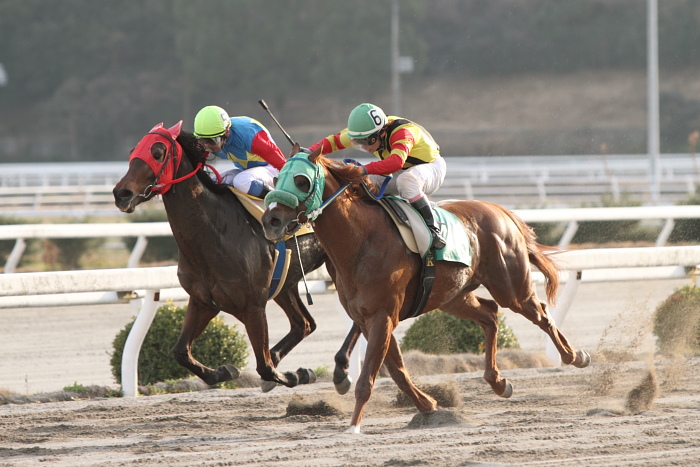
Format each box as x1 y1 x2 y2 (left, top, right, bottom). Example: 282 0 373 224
317 154 377 203
177 130 231 195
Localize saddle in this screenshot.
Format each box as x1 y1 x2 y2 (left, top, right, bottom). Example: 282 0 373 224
376 197 437 319
375 196 472 319
377 197 433 256
229 188 314 239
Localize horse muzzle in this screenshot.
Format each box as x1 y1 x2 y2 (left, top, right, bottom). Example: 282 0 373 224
113 187 140 213
261 205 296 243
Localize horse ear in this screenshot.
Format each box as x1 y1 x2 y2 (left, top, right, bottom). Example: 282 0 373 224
290 142 301 158
149 122 165 132
167 120 183 139
309 145 323 164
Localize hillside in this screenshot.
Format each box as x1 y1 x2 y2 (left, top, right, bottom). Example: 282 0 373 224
284 69 700 157
2 69 699 161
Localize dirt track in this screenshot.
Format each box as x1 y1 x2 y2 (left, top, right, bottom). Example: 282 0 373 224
1 356 699 466
2 279 699 465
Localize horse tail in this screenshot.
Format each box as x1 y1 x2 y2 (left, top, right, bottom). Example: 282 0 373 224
500 207 560 304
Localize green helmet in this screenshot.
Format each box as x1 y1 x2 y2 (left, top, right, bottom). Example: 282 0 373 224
193 105 231 138
347 103 387 139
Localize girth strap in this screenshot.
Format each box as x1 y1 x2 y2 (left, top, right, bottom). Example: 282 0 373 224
405 248 436 319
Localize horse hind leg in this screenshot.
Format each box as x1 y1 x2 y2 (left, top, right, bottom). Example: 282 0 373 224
241 307 304 391
333 322 362 395
513 295 590 367
442 292 513 398
270 286 318 386
173 299 240 386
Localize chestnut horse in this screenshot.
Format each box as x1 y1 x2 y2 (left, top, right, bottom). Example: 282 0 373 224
113 122 330 389
261 145 591 433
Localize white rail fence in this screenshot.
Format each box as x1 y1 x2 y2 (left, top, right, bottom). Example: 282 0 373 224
1 222 173 273
4 205 700 273
2 246 700 397
2 153 699 216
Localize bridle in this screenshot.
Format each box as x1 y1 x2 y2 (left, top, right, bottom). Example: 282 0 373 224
129 123 216 198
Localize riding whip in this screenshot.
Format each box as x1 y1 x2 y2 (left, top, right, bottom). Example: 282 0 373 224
258 99 314 305
258 99 296 147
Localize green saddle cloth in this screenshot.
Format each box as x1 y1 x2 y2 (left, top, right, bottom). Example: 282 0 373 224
433 207 472 267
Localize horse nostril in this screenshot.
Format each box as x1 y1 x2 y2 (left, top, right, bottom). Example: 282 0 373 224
113 188 133 201
270 217 281 228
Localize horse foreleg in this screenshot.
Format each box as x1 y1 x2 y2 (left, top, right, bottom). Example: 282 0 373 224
347 314 394 434
383 335 437 412
243 307 300 390
173 299 240 385
333 322 362 394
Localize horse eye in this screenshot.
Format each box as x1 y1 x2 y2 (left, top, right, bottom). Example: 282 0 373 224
151 142 167 162
294 175 311 193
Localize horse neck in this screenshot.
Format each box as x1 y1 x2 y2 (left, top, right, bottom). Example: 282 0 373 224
161 151 244 242
312 178 383 267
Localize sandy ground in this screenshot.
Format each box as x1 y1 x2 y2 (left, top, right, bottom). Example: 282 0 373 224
1 279 699 465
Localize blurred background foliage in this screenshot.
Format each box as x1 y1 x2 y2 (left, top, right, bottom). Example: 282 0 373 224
1 0 699 161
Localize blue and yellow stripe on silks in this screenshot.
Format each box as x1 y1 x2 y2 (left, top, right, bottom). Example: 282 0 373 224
268 241 292 300
222 116 272 169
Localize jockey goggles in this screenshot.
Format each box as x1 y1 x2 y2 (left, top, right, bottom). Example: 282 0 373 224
198 136 223 147
350 132 381 147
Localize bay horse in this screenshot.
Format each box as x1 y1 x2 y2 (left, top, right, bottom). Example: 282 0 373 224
113 121 331 389
261 145 591 433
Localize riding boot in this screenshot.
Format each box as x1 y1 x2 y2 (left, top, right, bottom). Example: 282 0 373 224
248 180 273 200
258 186 272 200
411 196 446 250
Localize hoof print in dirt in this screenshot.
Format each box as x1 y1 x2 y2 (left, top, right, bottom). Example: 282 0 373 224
286 394 343 417
407 409 464 429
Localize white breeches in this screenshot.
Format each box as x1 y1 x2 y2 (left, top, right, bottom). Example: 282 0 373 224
218 164 279 196
367 156 446 201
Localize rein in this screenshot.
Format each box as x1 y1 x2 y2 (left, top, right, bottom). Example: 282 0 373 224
305 183 350 221
142 161 204 197
342 158 391 200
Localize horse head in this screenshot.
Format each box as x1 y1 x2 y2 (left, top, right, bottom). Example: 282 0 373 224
262 144 369 242
262 144 326 242
113 121 188 213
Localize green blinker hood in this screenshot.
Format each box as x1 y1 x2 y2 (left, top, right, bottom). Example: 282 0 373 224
264 153 325 221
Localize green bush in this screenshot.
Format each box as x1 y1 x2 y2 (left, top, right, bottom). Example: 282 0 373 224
110 302 249 386
653 285 700 356
400 310 520 355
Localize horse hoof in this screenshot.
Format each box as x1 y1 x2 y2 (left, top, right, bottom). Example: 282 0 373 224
345 425 361 434
218 364 240 381
283 370 300 388
260 380 278 393
334 376 352 395
573 350 591 368
499 380 513 398
296 368 317 385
